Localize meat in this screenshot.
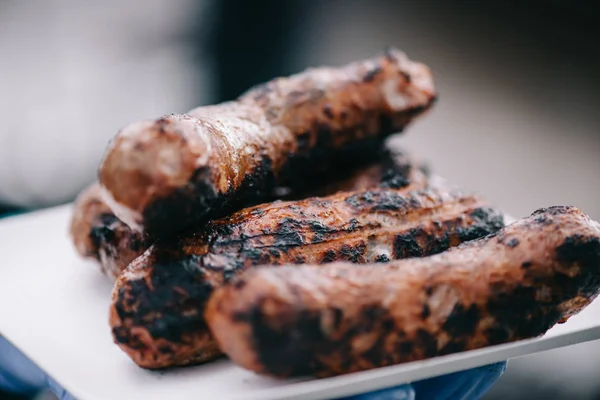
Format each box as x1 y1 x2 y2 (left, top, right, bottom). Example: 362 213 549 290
206 206 600 378
70 184 150 279
71 145 429 278
109 186 504 368
98 48 436 236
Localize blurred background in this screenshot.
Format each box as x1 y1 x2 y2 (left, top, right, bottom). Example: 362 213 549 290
0 0 598 398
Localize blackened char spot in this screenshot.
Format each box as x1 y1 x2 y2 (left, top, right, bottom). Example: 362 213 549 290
378 114 397 135
339 242 366 263
555 235 600 299
439 340 466 356
347 218 360 232
296 132 311 154
315 123 333 148
330 307 344 331
371 191 409 211
534 214 552 226
112 327 130 344
143 154 277 237
251 208 265 217
425 227 450 255
322 249 337 263
98 212 118 226
416 329 437 357
249 304 324 376
396 341 412 356
522 261 533 269
394 228 423 259
487 285 560 339
485 326 511 345
89 225 115 250
360 305 385 331
128 234 147 252
269 248 281 258
457 207 505 242
379 161 411 189
443 304 480 336
241 245 263 263
532 206 573 217
421 304 431 319
309 220 333 243
556 235 600 270
345 191 409 212
142 166 219 237
158 345 174 355
115 254 213 346
375 254 390 263
294 256 306 264
274 218 305 247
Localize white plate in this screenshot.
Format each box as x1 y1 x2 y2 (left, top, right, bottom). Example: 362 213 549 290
1 206 600 400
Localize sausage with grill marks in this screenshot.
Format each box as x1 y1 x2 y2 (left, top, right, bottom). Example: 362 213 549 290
99 48 436 236
109 186 503 368
206 206 600 378
70 184 150 279
71 145 429 278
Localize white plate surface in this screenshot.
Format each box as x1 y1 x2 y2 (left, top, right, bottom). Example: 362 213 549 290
1 206 600 400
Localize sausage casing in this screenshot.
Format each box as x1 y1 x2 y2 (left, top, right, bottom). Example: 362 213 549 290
99 48 436 235
206 206 600 377
110 186 503 368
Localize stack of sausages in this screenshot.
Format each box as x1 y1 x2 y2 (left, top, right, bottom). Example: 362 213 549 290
69 48 600 378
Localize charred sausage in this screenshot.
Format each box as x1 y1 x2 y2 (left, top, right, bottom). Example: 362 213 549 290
71 145 429 278
70 184 150 279
110 187 503 368
99 48 436 236
206 206 600 378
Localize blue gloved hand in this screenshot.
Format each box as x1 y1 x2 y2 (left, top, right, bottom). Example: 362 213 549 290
341 362 506 400
0 335 505 400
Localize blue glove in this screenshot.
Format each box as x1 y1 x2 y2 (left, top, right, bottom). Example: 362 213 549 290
0 335 505 400
341 362 506 400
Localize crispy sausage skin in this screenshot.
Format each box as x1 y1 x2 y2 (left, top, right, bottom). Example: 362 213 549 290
110 187 503 368
206 206 600 378
70 184 150 279
71 146 429 278
99 48 436 235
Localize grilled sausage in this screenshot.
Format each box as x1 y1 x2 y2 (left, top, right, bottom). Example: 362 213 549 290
70 184 150 279
110 187 504 368
99 48 436 236
71 146 429 278
206 206 600 378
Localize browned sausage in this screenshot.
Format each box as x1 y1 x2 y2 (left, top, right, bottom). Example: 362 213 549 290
99 48 436 236
109 186 503 368
71 145 429 278
70 184 150 279
206 206 600 378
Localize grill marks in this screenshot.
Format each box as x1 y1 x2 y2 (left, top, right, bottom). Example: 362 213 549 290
74 146 430 280
205 206 600 378
167 188 501 272
109 187 504 368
